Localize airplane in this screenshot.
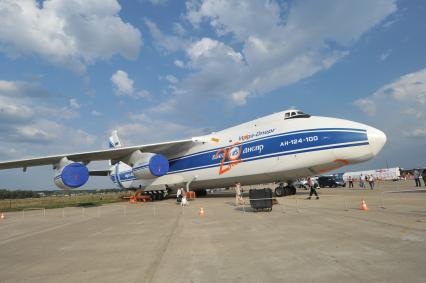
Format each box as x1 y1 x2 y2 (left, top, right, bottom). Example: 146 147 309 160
0 109 386 197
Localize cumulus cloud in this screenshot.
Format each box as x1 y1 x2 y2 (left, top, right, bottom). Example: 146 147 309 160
144 18 189 53
174 59 185 68
162 75 179 84
146 0 396 109
111 70 135 95
111 70 152 99
0 0 142 72
231 90 249 106
69 98 81 109
354 68 426 142
111 111 204 145
0 79 95 158
353 98 377 116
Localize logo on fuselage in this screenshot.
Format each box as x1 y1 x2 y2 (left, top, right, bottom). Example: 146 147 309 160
214 141 243 175
239 128 275 141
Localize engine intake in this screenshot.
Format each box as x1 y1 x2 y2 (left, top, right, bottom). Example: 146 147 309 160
131 153 169 179
54 162 89 190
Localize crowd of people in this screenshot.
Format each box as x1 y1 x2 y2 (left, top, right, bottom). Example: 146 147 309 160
347 174 376 189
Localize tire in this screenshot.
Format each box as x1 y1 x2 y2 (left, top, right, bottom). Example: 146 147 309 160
275 187 284 197
289 186 296 195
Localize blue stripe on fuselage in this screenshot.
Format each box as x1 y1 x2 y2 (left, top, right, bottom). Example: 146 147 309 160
168 130 367 173
110 129 368 182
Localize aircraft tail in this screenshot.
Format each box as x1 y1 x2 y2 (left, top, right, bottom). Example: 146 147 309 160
108 130 122 149
108 130 122 166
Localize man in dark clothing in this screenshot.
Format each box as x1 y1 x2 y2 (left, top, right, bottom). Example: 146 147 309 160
413 169 421 187
422 170 426 187
306 177 319 200
348 176 354 188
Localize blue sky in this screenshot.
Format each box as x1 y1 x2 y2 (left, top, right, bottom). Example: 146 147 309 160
0 0 425 190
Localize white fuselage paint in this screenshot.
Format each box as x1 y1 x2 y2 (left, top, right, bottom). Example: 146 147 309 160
110 111 386 191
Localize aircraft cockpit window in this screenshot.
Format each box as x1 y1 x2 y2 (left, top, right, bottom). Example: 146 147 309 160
284 110 311 120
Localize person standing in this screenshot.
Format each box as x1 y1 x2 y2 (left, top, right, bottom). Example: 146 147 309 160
359 174 364 188
422 169 426 187
413 169 421 187
307 177 319 200
235 182 243 206
348 176 354 188
176 187 183 203
368 175 375 190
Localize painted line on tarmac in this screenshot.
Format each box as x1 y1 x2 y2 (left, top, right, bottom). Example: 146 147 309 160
386 189 426 193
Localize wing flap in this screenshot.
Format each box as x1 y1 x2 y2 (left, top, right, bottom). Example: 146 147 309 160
0 139 194 170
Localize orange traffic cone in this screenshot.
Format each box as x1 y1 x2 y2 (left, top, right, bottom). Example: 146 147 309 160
199 207 205 216
360 200 368 211
1 213 5 220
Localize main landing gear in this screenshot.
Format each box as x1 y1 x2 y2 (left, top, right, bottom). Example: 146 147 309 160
274 185 296 197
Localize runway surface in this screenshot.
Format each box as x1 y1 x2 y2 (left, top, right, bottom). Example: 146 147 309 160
1 181 426 283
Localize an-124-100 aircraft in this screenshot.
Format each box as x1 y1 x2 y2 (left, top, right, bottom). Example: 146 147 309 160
0 109 386 197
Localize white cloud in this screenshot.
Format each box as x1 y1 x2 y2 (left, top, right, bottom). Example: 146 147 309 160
373 68 426 104
137 90 151 98
114 111 204 145
147 0 168 5
69 98 81 109
404 127 426 138
0 79 90 150
0 0 142 72
174 59 185 68
144 18 189 53
173 23 186 36
145 0 396 108
91 110 102 116
354 68 426 142
353 98 376 116
164 75 179 84
231 90 249 106
111 70 134 95
380 49 392 61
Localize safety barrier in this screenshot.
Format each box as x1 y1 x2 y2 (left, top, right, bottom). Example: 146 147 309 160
22 207 46 217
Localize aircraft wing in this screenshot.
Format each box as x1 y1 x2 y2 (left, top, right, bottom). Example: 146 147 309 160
0 139 194 170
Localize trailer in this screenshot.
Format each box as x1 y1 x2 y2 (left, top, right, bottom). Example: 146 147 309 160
342 167 402 181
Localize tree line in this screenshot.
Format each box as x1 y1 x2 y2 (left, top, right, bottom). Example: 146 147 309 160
0 189 40 199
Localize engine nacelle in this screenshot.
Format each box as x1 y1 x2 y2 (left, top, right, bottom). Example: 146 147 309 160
54 162 89 190
131 152 169 179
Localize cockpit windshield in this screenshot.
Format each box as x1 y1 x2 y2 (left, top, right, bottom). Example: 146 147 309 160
284 110 311 119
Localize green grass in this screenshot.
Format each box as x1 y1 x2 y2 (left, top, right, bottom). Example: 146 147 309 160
0 192 130 212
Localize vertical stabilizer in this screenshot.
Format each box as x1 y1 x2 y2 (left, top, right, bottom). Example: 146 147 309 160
109 130 122 149
108 130 122 166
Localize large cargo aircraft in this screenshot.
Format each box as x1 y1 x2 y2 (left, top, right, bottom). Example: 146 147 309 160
0 109 386 197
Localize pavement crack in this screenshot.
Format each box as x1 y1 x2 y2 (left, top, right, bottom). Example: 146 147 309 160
141 212 181 283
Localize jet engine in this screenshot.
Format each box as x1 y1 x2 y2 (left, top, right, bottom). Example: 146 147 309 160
129 151 169 179
54 159 89 190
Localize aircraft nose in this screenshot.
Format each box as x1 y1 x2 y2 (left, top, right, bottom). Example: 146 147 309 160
367 127 387 156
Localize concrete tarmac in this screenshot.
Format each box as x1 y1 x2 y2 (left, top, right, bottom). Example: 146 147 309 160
1 181 426 283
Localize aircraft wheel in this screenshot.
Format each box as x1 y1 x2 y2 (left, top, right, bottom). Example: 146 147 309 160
283 187 289 196
275 187 284 197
